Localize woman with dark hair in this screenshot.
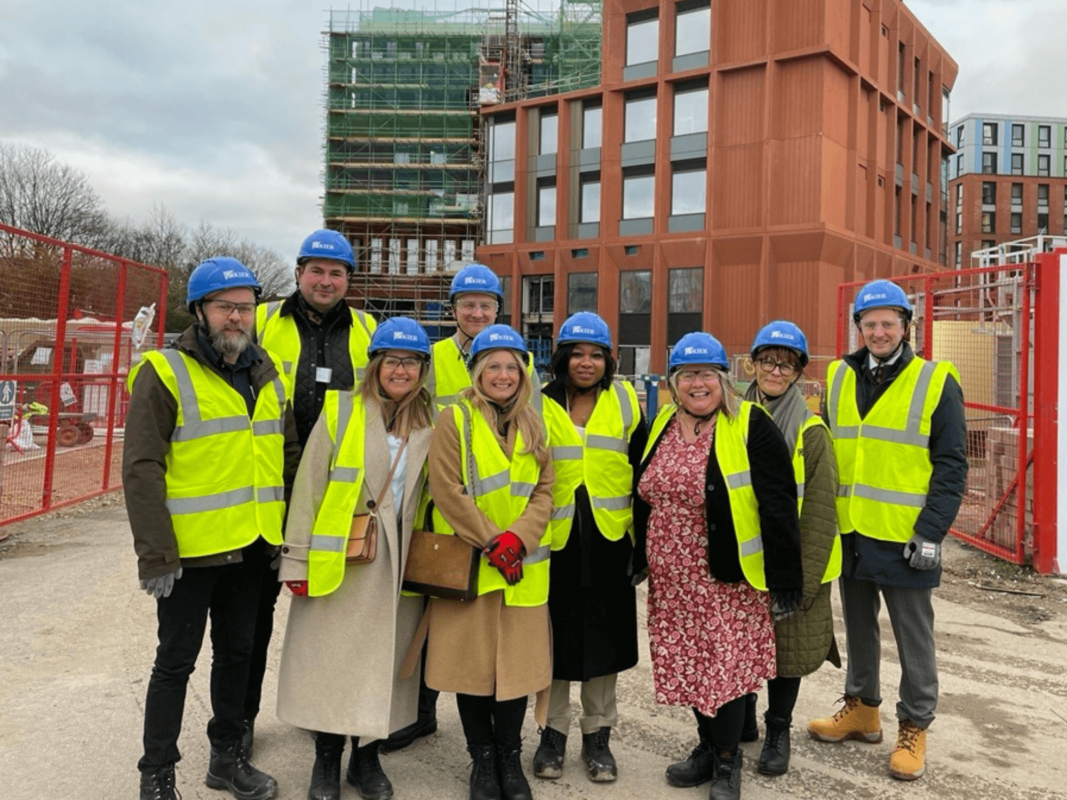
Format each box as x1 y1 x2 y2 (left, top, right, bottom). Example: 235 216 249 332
534 312 648 784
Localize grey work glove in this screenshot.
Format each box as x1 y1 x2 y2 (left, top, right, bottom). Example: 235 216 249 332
903 534 940 570
140 567 183 599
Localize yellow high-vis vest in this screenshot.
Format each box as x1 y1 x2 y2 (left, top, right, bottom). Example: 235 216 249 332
792 412 842 584
826 357 959 543
543 381 641 550
430 400 551 607
644 401 770 591
428 336 543 419
255 300 376 388
128 348 288 557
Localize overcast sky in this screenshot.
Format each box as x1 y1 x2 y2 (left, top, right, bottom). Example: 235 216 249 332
2 1 1066 259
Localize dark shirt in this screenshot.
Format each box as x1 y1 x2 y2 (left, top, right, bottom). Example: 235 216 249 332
194 325 259 416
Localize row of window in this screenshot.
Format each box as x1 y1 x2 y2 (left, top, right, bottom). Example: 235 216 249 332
959 151 1067 177
964 121 1067 149
564 268 703 316
626 1 711 67
955 184 1066 235
971 182 1061 207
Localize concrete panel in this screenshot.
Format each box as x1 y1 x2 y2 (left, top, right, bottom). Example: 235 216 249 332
668 213 706 233
672 52 709 73
576 222 600 239
535 153 556 174
623 61 658 81
620 217 654 236
621 140 657 167
577 147 601 172
670 133 708 161
534 226 555 242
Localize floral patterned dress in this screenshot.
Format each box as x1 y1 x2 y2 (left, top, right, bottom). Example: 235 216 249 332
638 418 777 717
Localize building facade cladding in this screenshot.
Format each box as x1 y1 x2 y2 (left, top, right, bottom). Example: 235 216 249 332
947 113 1067 266
476 0 958 375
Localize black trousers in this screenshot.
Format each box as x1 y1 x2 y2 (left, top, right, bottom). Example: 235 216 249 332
139 544 265 771
244 547 282 722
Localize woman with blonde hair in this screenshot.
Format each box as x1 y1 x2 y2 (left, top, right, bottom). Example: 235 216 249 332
424 324 554 800
276 317 434 800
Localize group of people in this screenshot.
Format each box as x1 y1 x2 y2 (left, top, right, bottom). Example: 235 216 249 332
124 230 967 800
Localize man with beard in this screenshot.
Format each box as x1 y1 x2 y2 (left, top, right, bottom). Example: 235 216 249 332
124 258 300 800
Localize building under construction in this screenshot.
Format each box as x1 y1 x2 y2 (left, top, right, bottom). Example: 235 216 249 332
323 1 601 335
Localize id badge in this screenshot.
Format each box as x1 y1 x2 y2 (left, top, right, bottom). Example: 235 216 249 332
316 366 332 384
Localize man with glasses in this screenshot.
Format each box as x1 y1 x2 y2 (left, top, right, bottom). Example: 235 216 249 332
125 258 299 800
247 229 377 754
807 280 967 782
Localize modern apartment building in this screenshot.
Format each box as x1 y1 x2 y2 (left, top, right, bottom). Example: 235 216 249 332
477 0 958 373
947 113 1067 267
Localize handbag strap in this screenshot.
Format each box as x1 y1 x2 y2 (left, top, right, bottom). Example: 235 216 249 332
369 436 407 515
458 403 476 500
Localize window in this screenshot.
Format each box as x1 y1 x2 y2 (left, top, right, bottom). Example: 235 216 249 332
981 211 995 234
624 93 657 142
673 83 708 136
1012 183 1023 205
1038 154 1050 176
567 273 598 314
955 212 961 235
954 241 962 267
487 192 514 244
524 275 554 315
539 112 557 156
579 174 600 224
582 102 601 149
668 268 703 342
1038 184 1049 209
619 270 652 313
537 179 556 227
1038 213 1049 232
1011 212 1022 234
982 182 996 206
982 122 998 146
982 152 997 174
675 0 710 57
897 42 906 97
982 240 996 250
622 169 655 219
955 183 963 207
671 163 706 215
1012 124 1024 146
1038 125 1051 148
956 154 963 177
488 118 516 183
1011 153 1024 175
626 11 659 66
957 124 964 147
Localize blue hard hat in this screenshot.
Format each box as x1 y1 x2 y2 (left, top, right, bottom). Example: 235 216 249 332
468 324 528 367
669 332 729 370
450 264 503 304
853 280 913 324
369 316 430 358
298 229 355 272
187 257 261 309
556 312 613 350
751 321 809 367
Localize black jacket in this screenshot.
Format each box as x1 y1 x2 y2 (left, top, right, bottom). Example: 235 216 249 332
832 343 968 588
634 405 803 594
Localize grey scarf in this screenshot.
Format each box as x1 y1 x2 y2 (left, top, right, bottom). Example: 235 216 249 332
744 380 811 454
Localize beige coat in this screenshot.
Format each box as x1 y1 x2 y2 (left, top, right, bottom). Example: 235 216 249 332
423 409 554 701
276 398 432 740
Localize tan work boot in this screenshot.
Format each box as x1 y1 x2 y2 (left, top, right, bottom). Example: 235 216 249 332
807 695 883 743
889 720 927 780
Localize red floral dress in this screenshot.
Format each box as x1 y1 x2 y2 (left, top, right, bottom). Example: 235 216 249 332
638 418 776 717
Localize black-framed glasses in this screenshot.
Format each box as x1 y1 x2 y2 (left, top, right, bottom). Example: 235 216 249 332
755 357 797 377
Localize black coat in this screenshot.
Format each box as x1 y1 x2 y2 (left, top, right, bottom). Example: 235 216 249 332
542 381 649 681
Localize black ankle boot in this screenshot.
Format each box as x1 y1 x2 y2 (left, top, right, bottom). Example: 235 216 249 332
205 741 278 800
740 693 759 742
468 743 501 800
758 713 791 776
345 742 393 800
496 743 532 800
581 727 618 782
380 684 439 753
709 749 742 800
532 727 567 779
242 719 255 760
666 741 714 787
309 733 345 800
139 765 178 800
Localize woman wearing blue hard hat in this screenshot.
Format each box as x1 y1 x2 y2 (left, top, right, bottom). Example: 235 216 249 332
275 317 434 800
634 332 802 800
423 324 554 800
533 312 648 784
740 321 841 777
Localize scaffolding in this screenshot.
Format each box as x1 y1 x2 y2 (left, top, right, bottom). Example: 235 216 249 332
322 1 601 330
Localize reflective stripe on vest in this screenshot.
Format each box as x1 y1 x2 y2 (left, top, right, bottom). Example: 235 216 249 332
305 390 367 596
791 412 842 584
255 300 376 388
827 357 959 543
430 400 551 607
128 348 288 557
545 381 640 550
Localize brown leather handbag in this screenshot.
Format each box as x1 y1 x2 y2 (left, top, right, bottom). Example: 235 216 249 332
347 438 407 565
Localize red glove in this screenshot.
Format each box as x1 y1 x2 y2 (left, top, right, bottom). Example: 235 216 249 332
285 580 308 597
485 531 525 569
498 562 524 586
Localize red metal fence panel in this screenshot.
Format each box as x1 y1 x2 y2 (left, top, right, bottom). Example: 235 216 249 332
0 223 168 527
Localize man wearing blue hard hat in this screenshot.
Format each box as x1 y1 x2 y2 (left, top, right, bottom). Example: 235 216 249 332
124 258 299 800
808 280 967 782
245 229 377 754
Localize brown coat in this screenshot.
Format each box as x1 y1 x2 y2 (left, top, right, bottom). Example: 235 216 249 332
423 408 554 700
276 397 432 740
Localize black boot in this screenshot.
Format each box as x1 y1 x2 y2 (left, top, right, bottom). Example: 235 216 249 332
740 693 759 743
345 740 393 800
205 741 278 800
709 749 742 800
532 727 567 779
308 733 345 800
468 743 501 800
139 765 178 800
496 742 532 800
666 741 714 788
242 719 255 760
581 727 618 782
758 713 791 776
380 683 438 753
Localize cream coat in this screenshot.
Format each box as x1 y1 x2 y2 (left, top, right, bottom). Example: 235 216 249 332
276 398 432 740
